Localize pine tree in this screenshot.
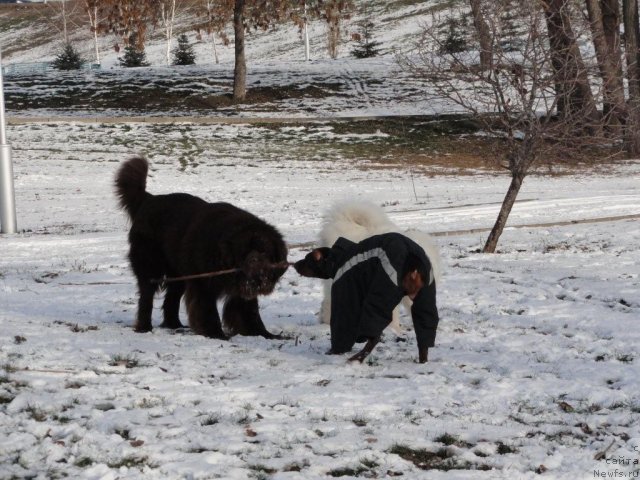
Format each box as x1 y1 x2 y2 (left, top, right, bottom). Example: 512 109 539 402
52 43 84 70
351 18 382 58
119 42 150 68
350 2 381 59
172 34 196 65
440 16 467 54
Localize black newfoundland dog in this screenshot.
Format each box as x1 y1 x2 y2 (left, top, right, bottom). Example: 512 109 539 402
115 156 288 339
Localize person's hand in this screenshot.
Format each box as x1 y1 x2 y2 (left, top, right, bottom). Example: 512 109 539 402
418 347 428 363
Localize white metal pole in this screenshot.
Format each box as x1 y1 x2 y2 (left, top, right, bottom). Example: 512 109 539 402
0 49 17 234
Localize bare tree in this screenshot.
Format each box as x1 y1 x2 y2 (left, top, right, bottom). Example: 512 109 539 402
98 0 159 50
38 0 82 45
159 0 177 66
197 0 353 101
601 0 622 63
85 0 102 63
400 1 619 253
233 0 248 100
326 3 342 59
195 0 225 64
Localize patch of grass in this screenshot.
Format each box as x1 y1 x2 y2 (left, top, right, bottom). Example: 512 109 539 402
2 363 18 374
137 397 161 409
352 413 368 427
608 401 627 410
200 413 220 426
328 465 368 477
283 462 303 472
65 380 85 389
360 457 379 470
434 433 459 446
52 414 71 424
434 433 472 448
496 442 518 454
115 428 130 440
25 404 47 422
109 354 139 369
0 392 15 405
616 353 634 363
248 464 278 476
107 455 149 469
236 412 251 425
389 444 491 471
74 457 94 468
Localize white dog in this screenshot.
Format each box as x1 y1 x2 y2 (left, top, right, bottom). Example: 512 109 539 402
318 200 442 334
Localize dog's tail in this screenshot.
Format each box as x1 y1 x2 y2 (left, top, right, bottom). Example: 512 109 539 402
115 156 149 219
319 200 396 247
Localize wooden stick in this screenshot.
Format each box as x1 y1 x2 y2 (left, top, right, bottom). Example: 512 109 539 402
150 262 293 285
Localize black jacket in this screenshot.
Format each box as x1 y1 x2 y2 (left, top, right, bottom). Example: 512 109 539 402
316 232 439 353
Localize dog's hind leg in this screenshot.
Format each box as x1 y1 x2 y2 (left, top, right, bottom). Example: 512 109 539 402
185 282 228 339
135 281 157 333
223 296 282 339
160 282 185 329
389 306 403 335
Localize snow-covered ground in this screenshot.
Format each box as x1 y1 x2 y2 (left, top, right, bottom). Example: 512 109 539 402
0 2 639 476
1 120 639 479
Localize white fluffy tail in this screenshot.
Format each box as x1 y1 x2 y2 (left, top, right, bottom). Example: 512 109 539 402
320 200 397 247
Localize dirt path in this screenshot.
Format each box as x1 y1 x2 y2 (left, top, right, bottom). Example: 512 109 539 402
428 213 640 237
7 115 387 125
288 213 640 248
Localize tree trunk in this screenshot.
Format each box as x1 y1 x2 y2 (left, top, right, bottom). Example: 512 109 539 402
210 33 219 64
233 0 247 101
542 0 598 125
327 6 340 59
623 0 640 153
62 1 69 44
469 0 492 70
586 0 626 127
601 0 622 68
483 173 524 253
87 3 100 63
162 1 176 66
